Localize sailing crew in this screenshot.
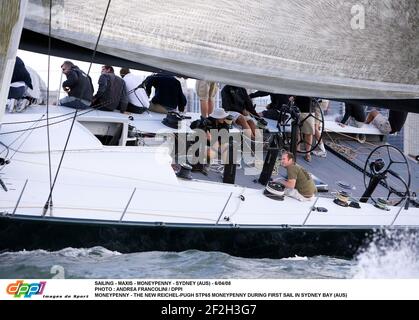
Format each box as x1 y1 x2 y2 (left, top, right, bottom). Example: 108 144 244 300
387 110 408 134
119 68 149 114
249 91 290 120
6 56 33 112
92 65 127 113
59 61 94 109
204 108 231 165
365 109 408 135
143 72 187 114
276 152 317 201
189 108 231 175
292 96 315 162
221 85 258 139
195 80 218 118
312 99 329 158
336 103 366 128
8 56 33 99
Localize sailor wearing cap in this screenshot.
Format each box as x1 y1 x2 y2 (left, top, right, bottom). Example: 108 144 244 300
206 108 231 164
189 108 232 174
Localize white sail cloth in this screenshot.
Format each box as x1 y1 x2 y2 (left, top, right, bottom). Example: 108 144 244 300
21 0 419 100
0 0 27 122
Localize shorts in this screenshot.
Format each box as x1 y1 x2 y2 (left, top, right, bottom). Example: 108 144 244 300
149 102 169 114
196 81 218 100
372 113 391 134
299 113 315 135
314 107 322 126
228 111 254 122
314 100 329 125
284 188 314 202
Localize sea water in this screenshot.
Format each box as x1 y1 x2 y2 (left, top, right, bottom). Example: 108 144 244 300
1 230 418 279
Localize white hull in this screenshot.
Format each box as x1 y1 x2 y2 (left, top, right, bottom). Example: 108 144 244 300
1 106 418 229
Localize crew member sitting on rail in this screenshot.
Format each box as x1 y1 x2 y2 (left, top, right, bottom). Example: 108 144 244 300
221 85 258 139
249 91 290 121
143 72 187 114
6 56 33 112
92 65 127 113
59 60 94 110
336 103 366 128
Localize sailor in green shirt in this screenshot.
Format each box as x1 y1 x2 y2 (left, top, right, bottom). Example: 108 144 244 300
276 152 317 201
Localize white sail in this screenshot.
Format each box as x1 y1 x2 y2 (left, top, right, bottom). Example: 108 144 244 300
0 0 27 123
22 0 418 100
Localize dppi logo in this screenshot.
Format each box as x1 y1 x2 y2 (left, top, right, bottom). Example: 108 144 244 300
6 280 46 298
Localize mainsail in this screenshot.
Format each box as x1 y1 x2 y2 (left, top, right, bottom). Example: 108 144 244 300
21 0 418 105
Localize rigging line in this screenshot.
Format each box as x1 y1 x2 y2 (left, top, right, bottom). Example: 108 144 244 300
0 143 10 161
46 0 53 194
2 110 79 125
328 129 378 148
42 0 216 214
0 112 86 136
0 79 145 135
87 0 111 75
1 114 45 150
1 204 217 222
1 84 142 126
10 156 252 195
0 115 45 172
226 187 246 219
0 96 129 136
12 158 239 195
326 130 386 165
42 110 78 216
325 131 357 158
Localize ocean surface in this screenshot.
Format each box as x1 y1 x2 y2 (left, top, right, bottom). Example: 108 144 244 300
1 230 418 279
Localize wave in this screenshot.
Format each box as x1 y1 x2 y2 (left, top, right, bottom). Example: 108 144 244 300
0 248 353 279
352 229 419 278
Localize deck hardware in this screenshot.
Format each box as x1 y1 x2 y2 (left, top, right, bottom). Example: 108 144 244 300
119 188 137 222
303 197 319 225
12 179 28 216
216 192 233 225
391 198 409 226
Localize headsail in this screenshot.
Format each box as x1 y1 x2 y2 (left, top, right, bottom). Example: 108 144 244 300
0 0 27 122
18 0 419 111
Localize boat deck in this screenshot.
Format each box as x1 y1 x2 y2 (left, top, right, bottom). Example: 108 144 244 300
1 105 417 228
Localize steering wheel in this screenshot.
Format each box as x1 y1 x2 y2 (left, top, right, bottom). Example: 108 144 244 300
363 145 411 206
277 99 325 154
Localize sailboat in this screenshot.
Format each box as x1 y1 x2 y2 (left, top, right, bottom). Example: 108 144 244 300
0 0 418 259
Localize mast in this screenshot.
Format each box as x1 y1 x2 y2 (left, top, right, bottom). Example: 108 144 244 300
0 0 28 125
